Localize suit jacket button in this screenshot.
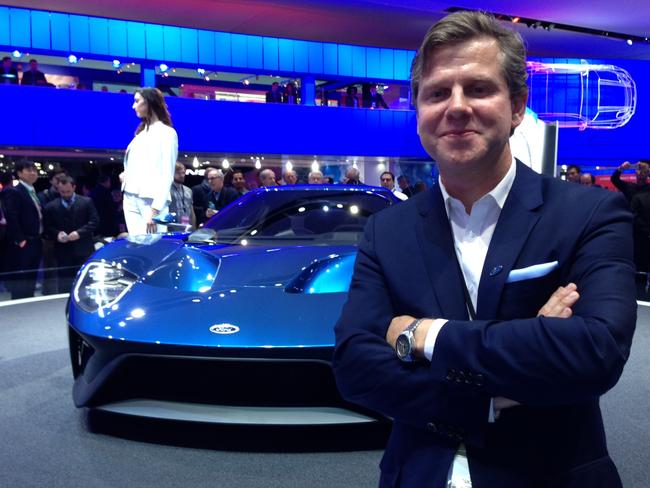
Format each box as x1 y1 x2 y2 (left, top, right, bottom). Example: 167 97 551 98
475 373 484 387
426 422 438 433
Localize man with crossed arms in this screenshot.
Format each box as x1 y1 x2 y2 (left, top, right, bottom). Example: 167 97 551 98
333 11 636 488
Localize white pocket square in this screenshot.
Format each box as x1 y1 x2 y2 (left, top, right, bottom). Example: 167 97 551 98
506 261 559 283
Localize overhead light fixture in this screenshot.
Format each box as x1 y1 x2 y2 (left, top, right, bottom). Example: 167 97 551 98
159 63 169 73
197 68 205 75
285 161 293 171
112 59 121 68
311 161 320 172
627 39 633 46
12 50 21 58
255 158 262 169
446 6 650 45
222 159 230 169
67 54 78 64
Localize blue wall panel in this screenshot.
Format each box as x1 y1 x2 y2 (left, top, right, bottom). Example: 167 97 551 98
107 20 127 58
214 32 232 67
162 26 181 62
379 48 394 79
69 15 89 53
0 85 427 158
181 28 198 64
352 45 366 78
30 10 50 50
278 38 294 72
197 30 215 65
0 7 9 46
293 40 309 73
145 24 164 60
393 50 409 80
10 7 31 48
246 35 263 70
231 33 247 68
307 41 323 74
50 12 70 52
337 44 352 77
89 17 109 55
366 48 381 79
126 22 145 59
323 43 337 76
263 37 278 71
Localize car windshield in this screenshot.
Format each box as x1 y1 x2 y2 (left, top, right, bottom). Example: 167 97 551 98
188 187 394 245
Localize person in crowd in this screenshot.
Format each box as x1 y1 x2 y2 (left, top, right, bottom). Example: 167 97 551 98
631 191 650 275
266 82 283 103
397 174 415 197
121 87 178 235
44 175 98 293
579 173 598 187
379 171 408 201
2 161 44 299
565 164 581 183
413 180 428 194
283 169 298 185
0 172 11 270
343 166 362 185
345 86 361 107
308 170 324 184
1 56 18 84
363 85 389 109
192 169 214 226
90 174 120 238
283 82 299 104
20 59 47 86
333 11 636 488
38 168 67 207
610 160 649 201
202 168 238 219
259 169 278 187
231 170 249 196
169 162 196 229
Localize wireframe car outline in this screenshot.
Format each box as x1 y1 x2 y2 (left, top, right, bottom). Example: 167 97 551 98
526 60 637 130
67 185 398 427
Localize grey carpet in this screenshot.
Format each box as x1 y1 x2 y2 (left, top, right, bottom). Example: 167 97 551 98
0 298 648 487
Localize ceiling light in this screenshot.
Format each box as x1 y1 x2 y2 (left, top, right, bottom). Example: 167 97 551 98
67 54 78 64
159 63 169 73
222 159 230 169
311 161 320 172
12 50 21 58
197 68 205 75
285 161 293 171
627 39 633 46
112 59 121 68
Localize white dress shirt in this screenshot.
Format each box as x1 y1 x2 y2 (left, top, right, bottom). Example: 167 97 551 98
122 121 178 211
423 158 517 487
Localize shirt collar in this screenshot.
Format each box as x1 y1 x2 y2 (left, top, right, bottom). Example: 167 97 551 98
19 180 36 193
439 156 516 215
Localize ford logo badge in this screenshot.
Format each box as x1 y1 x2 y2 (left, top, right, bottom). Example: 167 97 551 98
209 323 240 334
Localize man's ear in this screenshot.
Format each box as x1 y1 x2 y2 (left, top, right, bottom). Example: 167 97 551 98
511 92 528 129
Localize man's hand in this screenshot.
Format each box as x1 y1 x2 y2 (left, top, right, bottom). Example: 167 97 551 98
537 283 579 318
386 315 434 360
57 231 68 243
619 161 631 171
68 231 80 242
206 208 217 218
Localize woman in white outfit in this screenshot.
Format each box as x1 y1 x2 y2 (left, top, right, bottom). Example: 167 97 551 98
121 87 178 235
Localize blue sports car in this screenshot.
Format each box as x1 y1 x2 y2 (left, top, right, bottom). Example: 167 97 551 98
67 185 398 426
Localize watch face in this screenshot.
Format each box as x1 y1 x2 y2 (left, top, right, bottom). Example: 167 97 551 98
396 334 411 359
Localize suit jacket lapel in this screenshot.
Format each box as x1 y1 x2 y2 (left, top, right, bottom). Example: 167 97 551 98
415 184 469 320
476 161 544 320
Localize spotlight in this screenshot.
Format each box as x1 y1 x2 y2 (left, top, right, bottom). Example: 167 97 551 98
67 54 78 64
197 68 205 75
255 158 262 169
12 50 21 58
112 59 121 68
627 39 633 46
159 63 169 73
285 161 293 171
311 161 320 172
222 159 230 169
243 79 250 85
511 16 520 23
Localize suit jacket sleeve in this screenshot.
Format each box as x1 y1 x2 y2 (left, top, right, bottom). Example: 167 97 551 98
333 214 491 444
4 189 27 243
75 198 99 238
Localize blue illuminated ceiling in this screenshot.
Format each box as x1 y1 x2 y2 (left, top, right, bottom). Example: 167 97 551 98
1 0 649 60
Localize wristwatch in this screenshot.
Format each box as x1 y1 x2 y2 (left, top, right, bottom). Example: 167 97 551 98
395 318 425 362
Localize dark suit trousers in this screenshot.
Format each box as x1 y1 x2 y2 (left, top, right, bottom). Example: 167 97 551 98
4 238 42 299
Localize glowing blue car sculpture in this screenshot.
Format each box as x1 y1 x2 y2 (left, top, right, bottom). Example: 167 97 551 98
67 185 398 426
526 60 637 130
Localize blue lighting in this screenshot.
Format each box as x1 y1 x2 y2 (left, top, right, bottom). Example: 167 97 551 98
112 59 121 68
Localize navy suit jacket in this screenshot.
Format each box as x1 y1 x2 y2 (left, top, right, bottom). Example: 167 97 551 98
333 161 636 488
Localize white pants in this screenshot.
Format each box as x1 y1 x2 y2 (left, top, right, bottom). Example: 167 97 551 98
123 193 168 236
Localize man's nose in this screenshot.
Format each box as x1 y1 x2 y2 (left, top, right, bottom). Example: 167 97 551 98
446 87 470 117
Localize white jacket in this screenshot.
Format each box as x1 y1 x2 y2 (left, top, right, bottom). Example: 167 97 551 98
122 121 178 211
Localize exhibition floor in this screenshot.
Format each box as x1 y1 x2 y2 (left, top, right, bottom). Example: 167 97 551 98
0 296 648 488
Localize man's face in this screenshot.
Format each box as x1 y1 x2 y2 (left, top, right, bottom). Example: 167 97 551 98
206 171 223 192
59 182 75 200
174 166 186 184
308 174 323 184
345 170 358 183
284 171 297 185
380 173 395 190
260 172 276 187
232 173 246 189
30 60 38 72
579 173 593 186
415 37 526 179
398 177 409 191
3 59 11 69
566 167 580 182
636 162 649 183
271 83 279 93
17 166 38 186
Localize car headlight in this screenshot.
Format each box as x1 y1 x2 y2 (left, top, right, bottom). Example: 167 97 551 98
73 262 138 312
